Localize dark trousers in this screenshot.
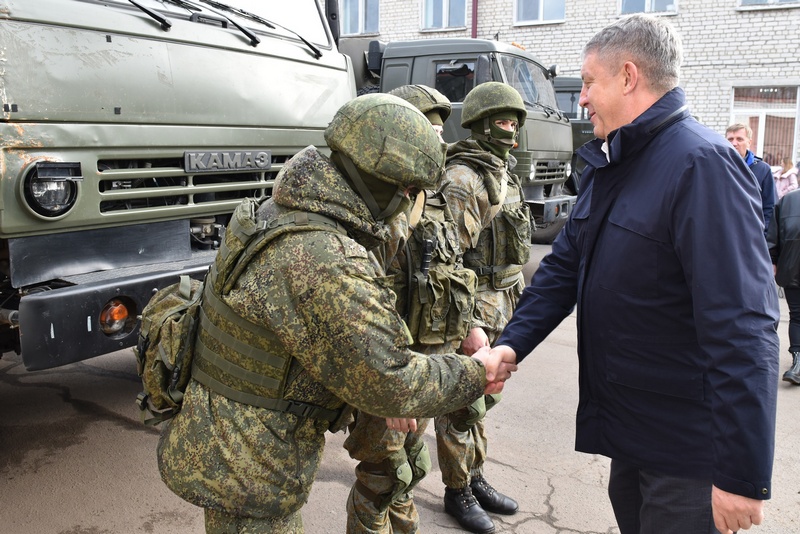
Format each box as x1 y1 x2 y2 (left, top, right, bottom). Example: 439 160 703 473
608 459 721 534
784 287 800 352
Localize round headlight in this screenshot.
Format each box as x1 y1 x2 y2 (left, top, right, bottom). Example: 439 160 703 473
23 163 81 218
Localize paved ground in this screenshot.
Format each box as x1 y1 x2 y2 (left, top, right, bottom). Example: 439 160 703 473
1 245 798 533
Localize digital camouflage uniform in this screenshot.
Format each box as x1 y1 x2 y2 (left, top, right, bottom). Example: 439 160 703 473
344 85 476 534
157 94 488 534
435 82 531 534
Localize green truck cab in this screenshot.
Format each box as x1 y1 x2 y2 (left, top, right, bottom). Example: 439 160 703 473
0 0 354 370
341 37 575 244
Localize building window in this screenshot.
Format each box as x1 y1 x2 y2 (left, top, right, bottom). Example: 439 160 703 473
515 0 566 24
740 0 799 6
341 0 379 35
423 0 466 29
731 86 798 166
621 0 677 14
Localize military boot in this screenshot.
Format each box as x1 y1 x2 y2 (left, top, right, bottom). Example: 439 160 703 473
470 474 519 515
783 352 800 385
443 486 495 534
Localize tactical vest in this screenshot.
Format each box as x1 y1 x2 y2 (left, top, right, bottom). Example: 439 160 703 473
463 174 531 291
191 198 348 424
396 190 477 347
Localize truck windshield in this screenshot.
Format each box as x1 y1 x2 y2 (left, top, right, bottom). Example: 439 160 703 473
497 54 559 111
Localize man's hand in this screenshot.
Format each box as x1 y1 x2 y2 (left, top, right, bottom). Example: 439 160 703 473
712 485 764 533
461 327 490 356
472 344 518 394
385 418 417 433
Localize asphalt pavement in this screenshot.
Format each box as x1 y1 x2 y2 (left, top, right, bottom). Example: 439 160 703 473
1 244 798 533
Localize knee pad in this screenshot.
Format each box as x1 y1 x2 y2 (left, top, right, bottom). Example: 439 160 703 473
484 393 502 411
406 441 431 491
451 396 486 432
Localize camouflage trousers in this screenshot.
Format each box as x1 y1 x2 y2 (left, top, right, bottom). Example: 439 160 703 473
343 411 431 533
434 408 489 489
204 507 303 534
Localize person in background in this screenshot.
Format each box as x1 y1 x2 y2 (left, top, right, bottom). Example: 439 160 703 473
343 84 465 534
435 81 531 534
767 186 800 385
774 157 798 200
490 14 780 534
726 123 776 234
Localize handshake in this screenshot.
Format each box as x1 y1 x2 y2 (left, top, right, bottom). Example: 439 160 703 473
471 345 518 395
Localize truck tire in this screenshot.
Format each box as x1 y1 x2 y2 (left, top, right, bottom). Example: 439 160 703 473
531 218 566 244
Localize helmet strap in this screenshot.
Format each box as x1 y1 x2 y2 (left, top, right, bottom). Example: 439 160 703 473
338 154 405 223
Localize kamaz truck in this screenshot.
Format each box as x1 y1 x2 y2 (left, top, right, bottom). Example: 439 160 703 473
340 37 575 244
0 0 354 370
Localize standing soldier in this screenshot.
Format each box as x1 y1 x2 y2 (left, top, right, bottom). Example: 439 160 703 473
344 84 480 534
436 82 531 534
156 93 514 534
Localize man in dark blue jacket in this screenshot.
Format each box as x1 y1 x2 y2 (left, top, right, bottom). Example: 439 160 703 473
725 123 776 235
490 14 780 534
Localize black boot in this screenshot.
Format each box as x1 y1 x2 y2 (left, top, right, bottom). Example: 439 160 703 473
470 474 519 515
784 352 800 385
443 486 495 534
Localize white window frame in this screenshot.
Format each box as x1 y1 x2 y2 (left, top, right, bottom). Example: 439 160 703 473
738 0 800 7
514 0 566 25
422 0 467 30
340 0 379 36
619 0 678 14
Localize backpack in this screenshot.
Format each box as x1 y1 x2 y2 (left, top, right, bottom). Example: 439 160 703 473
134 274 204 425
134 197 347 426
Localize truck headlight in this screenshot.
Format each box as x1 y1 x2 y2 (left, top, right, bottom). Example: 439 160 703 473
23 162 82 218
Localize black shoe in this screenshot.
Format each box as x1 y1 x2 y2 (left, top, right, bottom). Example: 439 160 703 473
784 352 800 385
443 486 495 534
470 475 519 515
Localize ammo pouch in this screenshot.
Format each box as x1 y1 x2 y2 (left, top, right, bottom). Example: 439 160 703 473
498 200 532 266
403 191 477 346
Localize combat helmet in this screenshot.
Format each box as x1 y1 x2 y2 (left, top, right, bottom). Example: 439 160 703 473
461 81 527 128
325 93 445 191
388 84 451 124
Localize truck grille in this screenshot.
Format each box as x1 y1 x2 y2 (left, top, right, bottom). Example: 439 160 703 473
532 160 568 183
96 155 287 213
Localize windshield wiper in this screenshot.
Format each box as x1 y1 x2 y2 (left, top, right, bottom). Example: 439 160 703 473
523 99 565 121
197 0 322 59
128 0 172 31
162 0 259 46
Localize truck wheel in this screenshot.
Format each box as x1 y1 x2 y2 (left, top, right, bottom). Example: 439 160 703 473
531 218 566 244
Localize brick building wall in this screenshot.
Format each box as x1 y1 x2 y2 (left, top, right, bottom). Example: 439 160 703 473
338 0 800 160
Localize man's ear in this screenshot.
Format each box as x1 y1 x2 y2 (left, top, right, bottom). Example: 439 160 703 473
622 61 639 95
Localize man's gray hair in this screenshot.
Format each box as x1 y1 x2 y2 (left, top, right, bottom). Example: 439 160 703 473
583 14 683 95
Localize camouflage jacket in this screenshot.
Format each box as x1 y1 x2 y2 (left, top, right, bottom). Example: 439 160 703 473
158 146 486 519
442 140 529 340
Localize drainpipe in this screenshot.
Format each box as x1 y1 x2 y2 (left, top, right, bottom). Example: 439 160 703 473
471 0 478 38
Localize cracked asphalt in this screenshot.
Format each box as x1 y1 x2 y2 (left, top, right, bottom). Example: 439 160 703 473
1 245 798 534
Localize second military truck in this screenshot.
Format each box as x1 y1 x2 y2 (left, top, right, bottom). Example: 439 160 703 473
341 37 575 244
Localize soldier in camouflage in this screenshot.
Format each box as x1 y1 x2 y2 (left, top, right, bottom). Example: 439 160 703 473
344 85 469 534
156 93 515 533
436 82 532 534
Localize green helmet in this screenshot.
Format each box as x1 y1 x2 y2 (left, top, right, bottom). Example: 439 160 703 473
387 84 451 123
461 82 527 128
324 93 445 190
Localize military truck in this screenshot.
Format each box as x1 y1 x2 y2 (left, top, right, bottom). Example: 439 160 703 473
0 0 354 370
554 76 595 195
340 37 575 244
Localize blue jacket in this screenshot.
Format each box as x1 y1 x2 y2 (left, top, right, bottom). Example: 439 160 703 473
496 88 780 499
745 149 776 234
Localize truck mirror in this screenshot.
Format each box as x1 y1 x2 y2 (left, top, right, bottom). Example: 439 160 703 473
476 55 493 85
548 64 559 79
